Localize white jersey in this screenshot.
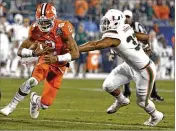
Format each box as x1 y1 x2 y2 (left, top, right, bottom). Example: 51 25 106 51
102 24 149 70
159 46 173 67
10 23 24 42
19 26 29 45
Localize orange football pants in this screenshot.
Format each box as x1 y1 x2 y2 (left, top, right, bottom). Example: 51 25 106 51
31 63 66 107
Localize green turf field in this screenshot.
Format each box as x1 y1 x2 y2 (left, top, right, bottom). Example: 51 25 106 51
0 78 174 130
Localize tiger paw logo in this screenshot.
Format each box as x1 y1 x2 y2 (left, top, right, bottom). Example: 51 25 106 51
56 27 63 36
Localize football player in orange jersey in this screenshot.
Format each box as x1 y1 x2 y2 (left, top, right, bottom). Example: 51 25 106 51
0 3 79 119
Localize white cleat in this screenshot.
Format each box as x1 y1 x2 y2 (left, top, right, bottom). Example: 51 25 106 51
143 111 164 126
107 97 130 114
0 104 16 116
30 92 40 119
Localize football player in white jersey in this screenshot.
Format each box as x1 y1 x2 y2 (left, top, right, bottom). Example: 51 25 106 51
5 14 24 77
158 38 174 79
122 10 164 101
79 9 163 126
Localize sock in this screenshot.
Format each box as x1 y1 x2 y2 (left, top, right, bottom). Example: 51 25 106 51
9 97 19 108
9 88 27 108
114 92 125 103
144 100 157 117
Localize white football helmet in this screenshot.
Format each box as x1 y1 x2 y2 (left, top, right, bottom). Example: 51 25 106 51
14 14 23 25
100 9 125 33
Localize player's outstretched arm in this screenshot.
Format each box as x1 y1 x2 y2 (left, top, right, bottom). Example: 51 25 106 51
135 32 149 43
65 35 80 60
79 38 120 52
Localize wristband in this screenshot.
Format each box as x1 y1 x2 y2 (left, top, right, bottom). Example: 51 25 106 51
57 53 72 62
21 48 33 57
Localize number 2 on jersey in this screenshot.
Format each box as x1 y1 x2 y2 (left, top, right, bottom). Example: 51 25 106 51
126 33 140 51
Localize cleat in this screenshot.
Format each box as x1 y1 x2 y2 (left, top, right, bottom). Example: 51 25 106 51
107 97 130 114
0 104 16 116
143 111 164 126
30 92 40 119
151 94 164 102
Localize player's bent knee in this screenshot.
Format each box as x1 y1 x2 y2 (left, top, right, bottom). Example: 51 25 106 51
102 81 114 93
28 77 39 87
19 77 38 95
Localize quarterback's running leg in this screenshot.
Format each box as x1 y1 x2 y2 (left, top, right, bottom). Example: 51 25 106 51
0 65 47 116
135 61 163 126
0 77 38 116
103 63 131 114
30 66 65 119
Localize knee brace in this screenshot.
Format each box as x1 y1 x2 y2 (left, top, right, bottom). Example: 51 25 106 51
19 77 38 95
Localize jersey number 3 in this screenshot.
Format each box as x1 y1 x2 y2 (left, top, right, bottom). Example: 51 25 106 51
126 33 140 51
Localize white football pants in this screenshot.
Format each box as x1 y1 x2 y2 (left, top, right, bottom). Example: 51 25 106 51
103 60 156 105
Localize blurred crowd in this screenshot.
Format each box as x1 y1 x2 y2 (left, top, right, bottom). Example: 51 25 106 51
0 0 175 25
0 0 175 79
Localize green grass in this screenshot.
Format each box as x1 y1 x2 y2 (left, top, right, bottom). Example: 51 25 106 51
0 78 174 130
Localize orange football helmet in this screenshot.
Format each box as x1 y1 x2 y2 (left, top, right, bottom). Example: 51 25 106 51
36 3 57 32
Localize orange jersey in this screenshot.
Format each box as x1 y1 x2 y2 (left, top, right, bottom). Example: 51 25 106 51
28 19 73 67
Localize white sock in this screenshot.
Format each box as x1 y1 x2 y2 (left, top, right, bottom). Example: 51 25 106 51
144 100 156 117
9 98 19 108
151 110 158 117
114 92 125 103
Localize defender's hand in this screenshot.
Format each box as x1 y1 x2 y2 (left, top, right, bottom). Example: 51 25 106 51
44 54 58 64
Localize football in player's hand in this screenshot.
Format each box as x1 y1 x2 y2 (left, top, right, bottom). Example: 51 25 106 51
41 43 54 55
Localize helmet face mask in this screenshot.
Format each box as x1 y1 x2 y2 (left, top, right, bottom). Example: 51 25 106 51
100 17 110 33
36 3 56 32
37 17 54 32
